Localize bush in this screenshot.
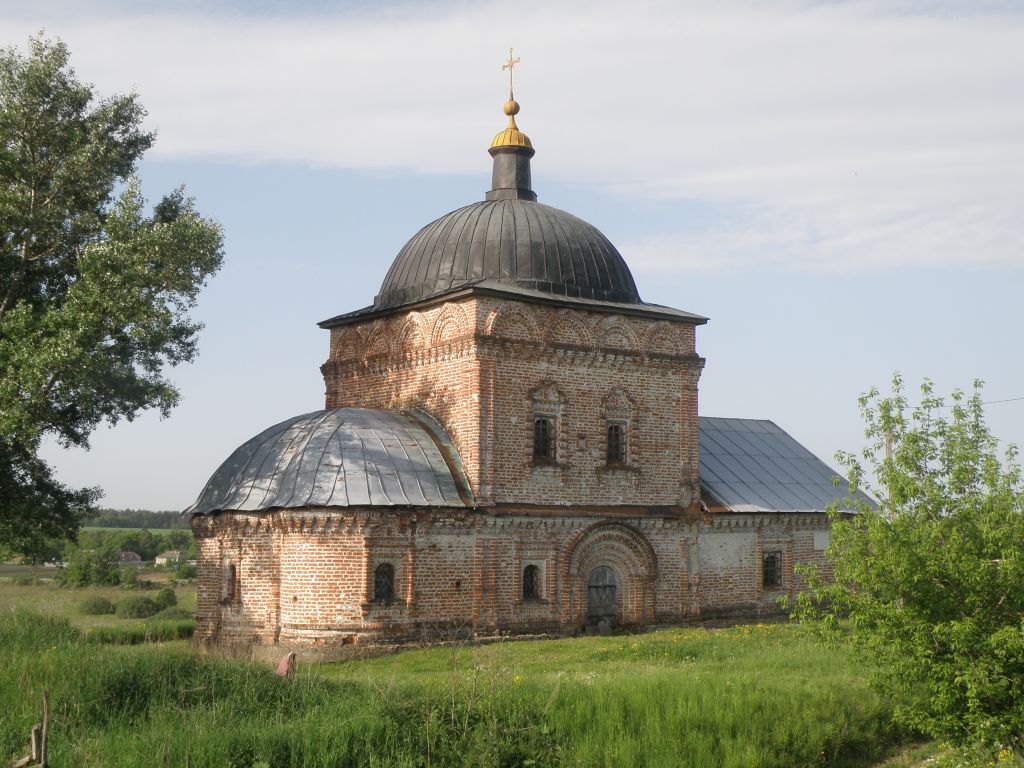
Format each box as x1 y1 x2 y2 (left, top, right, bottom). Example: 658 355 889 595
119 567 138 587
11 575 37 586
150 606 192 621
177 563 197 579
115 596 159 619
154 586 177 610
57 547 120 587
80 596 116 615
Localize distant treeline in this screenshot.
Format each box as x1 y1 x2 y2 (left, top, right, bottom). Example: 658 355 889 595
90 508 191 530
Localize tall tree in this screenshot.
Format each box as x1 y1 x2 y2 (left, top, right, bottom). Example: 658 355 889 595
0 35 223 560
791 376 1024 755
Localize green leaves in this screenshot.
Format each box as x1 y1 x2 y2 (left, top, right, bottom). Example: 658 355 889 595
0 35 223 557
793 376 1024 753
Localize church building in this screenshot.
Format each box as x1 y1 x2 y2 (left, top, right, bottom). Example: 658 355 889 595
186 73 860 654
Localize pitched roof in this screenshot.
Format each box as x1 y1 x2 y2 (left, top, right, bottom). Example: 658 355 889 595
698 417 871 513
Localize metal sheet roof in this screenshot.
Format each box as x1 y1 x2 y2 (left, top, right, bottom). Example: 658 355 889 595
185 408 473 515
698 417 870 513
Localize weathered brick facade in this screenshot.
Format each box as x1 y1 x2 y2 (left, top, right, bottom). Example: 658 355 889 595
191 291 834 655
189 99 839 656
193 509 833 650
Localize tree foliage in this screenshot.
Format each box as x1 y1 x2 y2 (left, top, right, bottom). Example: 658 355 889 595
0 35 223 558
792 375 1024 753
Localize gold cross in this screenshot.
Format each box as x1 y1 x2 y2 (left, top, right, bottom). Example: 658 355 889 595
502 48 520 97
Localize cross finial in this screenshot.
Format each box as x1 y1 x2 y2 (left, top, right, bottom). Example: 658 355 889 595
502 47 520 98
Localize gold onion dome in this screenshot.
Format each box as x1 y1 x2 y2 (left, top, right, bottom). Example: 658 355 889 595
490 96 532 149
490 49 532 150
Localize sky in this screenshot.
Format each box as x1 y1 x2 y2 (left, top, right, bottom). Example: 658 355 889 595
4 0 1022 510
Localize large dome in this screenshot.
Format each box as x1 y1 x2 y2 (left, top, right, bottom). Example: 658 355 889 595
374 199 641 310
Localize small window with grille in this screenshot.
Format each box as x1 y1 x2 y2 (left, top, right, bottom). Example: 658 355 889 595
606 423 626 464
522 564 540 600
762 551 782 589
374 563 395 604
533 417 555 461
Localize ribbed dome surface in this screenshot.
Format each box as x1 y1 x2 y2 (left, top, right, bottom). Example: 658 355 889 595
184 408 472 515
375 200 640 309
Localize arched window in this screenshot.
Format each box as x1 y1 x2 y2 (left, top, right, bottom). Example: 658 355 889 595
221 563 236 604
533 417 554 460
606 423 626 463
374 563 395 604
522 564 540 600
762 551 782 589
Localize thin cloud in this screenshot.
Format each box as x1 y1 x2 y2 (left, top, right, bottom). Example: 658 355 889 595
4 0 1023 273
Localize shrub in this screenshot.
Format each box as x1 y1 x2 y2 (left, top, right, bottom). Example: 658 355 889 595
119 567 138 587
80 596 116 615
154 586 177 610
11 575 37 586
57 547 120 587
177 563 197 579
115 596 159 619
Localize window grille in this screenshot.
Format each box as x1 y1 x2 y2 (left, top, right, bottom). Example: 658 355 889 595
374 563 395 604
762 551 782 588
606 423 626 463
522 564 540 600
533 417 554 460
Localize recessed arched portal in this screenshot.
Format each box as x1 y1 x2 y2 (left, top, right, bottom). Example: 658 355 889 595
563 522 658 630
587 566 618 632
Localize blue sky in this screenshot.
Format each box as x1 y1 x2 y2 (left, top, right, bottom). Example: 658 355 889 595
5 0 1022 509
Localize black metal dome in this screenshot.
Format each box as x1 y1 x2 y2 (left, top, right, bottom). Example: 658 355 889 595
374 199 641 309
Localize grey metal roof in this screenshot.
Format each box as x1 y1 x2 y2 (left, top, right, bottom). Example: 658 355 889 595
698 417 871 513
319 278 707 329
373 200 641 310
185 408 473 515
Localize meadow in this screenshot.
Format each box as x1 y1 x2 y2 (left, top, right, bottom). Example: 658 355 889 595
0 574 915 768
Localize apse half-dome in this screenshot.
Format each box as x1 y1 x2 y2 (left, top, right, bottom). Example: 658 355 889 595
374 199 641 310
185 408 473 515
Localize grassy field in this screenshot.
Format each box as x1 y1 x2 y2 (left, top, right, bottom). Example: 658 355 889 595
0 597 917 768
81 526 182 533
0 571 195 630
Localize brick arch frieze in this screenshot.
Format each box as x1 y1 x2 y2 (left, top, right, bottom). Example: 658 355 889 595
547 310 594 349
562 521 658 627
593 317 639 352
642 321 683 355
430 303 470 347
364 321 393 359
331 327 364 362
396 312 425 353
484 301 540 342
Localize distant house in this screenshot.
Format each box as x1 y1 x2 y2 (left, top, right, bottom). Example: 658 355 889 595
118 550 143 568
155 550 183 566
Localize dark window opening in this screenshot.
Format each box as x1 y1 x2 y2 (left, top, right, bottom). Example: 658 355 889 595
374 563 395 604
763 551 782 589
221 563 236 604
533 417 554 460
607 423 626 463
523 564 540 600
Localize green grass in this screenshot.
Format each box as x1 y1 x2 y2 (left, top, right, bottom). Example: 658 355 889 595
0 575 195 630
0 610 915 768
81 526 181 533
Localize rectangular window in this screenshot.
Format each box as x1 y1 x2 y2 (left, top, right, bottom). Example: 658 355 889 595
606 423 626 463
533 417 554 460
762 551 782 589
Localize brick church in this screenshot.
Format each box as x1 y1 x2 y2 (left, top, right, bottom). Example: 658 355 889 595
187 78 860 654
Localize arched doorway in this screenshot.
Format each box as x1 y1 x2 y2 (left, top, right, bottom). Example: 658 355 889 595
587 566 617 634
